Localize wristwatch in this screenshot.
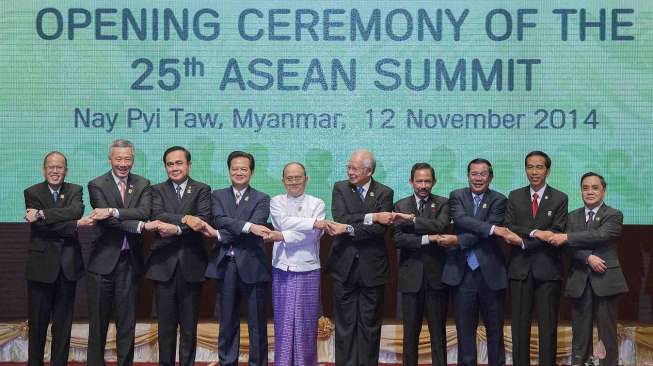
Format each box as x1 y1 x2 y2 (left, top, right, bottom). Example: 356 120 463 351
346 225 354 235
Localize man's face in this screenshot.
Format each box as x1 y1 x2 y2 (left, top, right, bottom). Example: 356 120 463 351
581 176 606 209
525 155 549 189
109 147 134 179
347 155 372 186
283 164 307 198
229 156 252 187
43 154 67 188
411 169 434 199
467 163 492 194
165 150 191 184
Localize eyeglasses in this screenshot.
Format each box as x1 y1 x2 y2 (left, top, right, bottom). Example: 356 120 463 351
469 172 490 178
284 176 305 183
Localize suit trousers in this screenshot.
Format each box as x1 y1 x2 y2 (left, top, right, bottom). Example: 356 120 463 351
217 259 267 366
453 267 505 366
87 251 140 366
401 281 448 366
155 266 202 366
510 272 561 366
27 271 77 366
571 281 620 366
332 258 385 366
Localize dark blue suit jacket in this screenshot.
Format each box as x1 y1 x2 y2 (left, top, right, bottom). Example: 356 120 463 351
442 187 507 291
205 186 271 284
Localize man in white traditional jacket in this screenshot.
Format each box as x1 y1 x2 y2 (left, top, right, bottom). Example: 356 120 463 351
266 162 328 366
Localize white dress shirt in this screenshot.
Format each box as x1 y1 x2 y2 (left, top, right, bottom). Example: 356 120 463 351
270 193 326 272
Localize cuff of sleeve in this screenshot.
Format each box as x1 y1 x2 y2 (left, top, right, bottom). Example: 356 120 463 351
113 208 120 218
364 213 373 225
521 239 526 250
489 225 496 236
421 235 430 245
176 226 182 235
529 229 537 238
137 221 143 234
242 222 252 233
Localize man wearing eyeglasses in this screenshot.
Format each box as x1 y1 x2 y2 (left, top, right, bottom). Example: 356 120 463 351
265 162 328 366
24 151 90 366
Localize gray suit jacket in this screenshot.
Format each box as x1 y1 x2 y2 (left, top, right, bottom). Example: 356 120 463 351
565 204 628 298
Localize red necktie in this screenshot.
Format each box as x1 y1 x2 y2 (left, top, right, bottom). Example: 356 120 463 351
531 192 539 217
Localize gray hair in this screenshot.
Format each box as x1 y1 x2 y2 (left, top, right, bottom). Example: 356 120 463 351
352 149 376 174
109 139 135 158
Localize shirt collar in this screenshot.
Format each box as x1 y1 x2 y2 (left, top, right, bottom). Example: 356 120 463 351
173 179 189 192
111 171 127 186
530 184 547 199
232 186 248 197
287 193 305 202
357 180 371 194
585 202 604 215
47 184 61 194
414 193 430 205
471 191 485 201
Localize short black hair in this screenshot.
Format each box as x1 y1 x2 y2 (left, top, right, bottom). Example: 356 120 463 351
227 151 255 171
163 146 191 163
282 162 306 178
410 162 435 181
525 150 551 170
43 151 67 168
580 171 606 188
467 158 493 178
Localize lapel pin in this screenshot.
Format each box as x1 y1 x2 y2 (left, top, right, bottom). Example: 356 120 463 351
187 187 192 194
60 194 65 199
482 203 487 209
431 203 436 208
244 196 249 202
369 191 375 197
595 216 599 221
128 189 133 194
544 195 549 200
547 210 552 216
298 206 302 212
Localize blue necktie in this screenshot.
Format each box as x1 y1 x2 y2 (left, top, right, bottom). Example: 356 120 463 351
52 191 59 202
175 185 182 201
357 186 365 201
467 195 481 270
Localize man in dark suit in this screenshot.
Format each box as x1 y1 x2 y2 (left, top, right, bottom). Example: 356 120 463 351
505 151 568 366
542 172 627 366
145 146 211 366
440 158 520 366
201 151 271 366
24 151 90 366
83 139 151 366
393 162 449 366
326 149 395 366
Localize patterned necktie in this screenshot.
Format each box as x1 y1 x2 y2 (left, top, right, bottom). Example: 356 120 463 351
473 195 481 215
52 191 59 203
357 186 365 202
118 179 126 204
418 199 426 214
586 210 594 230
175 185 182 201
118 179 129 251
235 191 242 206
531 192 539 217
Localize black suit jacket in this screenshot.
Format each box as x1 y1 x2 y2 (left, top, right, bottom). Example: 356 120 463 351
145 178 211 283
326 179 394 287
442 188 508 290
24 182 85 283
505 185 568 281
87 171 151 276
565 204 628 298
204 186 271 284
393 193 449 292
